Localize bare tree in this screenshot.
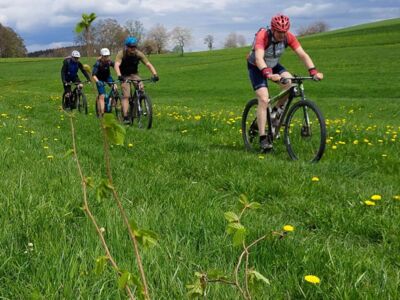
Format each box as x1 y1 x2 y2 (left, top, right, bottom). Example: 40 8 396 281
170 26 192 56
224 32 247 48
93 18 126 55
124 20 145 43
204 34 214 50
297 21 329 36
147 24 169 54
237 34 247 47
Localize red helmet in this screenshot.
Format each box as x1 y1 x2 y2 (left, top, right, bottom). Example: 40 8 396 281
271 14 290 32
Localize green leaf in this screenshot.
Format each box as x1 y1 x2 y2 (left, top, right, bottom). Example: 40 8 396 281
248 270 270 285
232 226 246 247
248 202 261 210
129 219 140 236
186 274 206 298
85 177 95 188
94 256 108 275
138 229 159 248
118 271 131 290
103 114 126 145
239 194 249 205
207 269 228 281
96 179 113 202
63 149 74 158
224 211 239 223
226 222 245 233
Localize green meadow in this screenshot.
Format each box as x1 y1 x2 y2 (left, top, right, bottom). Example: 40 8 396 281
0 18 399 299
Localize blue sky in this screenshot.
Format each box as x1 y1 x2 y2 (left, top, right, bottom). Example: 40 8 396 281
0 0 399 52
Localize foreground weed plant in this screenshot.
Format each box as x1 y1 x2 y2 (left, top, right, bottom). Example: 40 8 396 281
69 113 158 299
187 194 279 299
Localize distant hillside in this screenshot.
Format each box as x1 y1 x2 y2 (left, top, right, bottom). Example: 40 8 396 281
28 45 85 58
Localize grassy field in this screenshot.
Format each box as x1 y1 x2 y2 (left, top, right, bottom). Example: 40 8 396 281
0 19 399 299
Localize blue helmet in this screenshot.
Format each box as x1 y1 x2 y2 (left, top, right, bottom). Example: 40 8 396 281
125 36 138 47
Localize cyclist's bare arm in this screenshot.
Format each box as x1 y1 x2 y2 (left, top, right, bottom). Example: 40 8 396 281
255 49 280 82
294 46 324 80
145 62 157 77
114 60 122 77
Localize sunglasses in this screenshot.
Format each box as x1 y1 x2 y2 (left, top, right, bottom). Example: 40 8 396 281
127 45 137 49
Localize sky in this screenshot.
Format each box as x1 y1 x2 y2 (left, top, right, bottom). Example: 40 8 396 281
0 0 399 53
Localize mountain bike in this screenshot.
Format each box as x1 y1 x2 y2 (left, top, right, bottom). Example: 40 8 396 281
62 81 90 114
241 76 326 162
124 79 154 129
95 82 122 119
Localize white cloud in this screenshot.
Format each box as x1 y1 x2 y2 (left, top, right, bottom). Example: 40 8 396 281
284 3 335 17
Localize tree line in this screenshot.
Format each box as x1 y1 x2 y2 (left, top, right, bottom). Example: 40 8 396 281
2 17 329 58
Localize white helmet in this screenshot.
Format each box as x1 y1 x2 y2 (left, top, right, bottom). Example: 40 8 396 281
71 50 81 58
100 48 111 56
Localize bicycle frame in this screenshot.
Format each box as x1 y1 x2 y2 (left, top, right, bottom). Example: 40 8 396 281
126 79 152 118
267 76 312 141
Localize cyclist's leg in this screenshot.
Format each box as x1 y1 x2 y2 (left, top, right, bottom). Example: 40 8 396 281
248 62 270 137
121 77 131 119
96 81 106 116
274 64 291 108
63 83 72 108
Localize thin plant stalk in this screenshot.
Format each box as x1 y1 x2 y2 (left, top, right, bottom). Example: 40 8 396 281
69 115 135 300
99 119 150 300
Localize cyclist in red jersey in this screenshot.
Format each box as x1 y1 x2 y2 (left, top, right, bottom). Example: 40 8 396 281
247 14 323 152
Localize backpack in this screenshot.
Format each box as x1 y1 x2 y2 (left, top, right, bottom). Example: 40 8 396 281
253 27 288 54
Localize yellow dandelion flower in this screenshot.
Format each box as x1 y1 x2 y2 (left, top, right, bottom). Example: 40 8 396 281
181 130 188 134
364 200 376 206
311 177 319 182
371 195 382 201
332 145 337 150
194 115 201 120
283 225 294 232
304 275 320 284
393 195 400 201
43 146 49 149
258 155 264 159
128 143 133 148
353 140 359 145
47 155 54 159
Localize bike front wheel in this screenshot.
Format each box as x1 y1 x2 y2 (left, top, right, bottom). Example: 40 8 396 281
62 92 70 111
284 100 326 162
130 94 153 129
242 98 266 152
78 93 88 114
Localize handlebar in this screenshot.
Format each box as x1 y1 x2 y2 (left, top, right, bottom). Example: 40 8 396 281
122 78 155 84
275 76 318 85
65 80 91 86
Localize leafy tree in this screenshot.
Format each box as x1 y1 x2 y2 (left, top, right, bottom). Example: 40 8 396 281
147 24 169 54
204 34 214 50
75 12 97 57
0 23 27 57
170 26 192 56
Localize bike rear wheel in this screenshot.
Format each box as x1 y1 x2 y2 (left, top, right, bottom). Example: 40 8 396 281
130 94 153 129
242 98 269 152
284 100 326 162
